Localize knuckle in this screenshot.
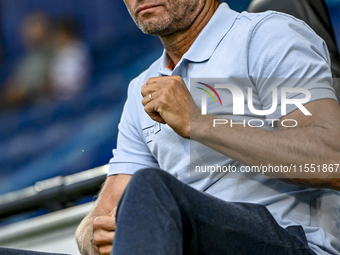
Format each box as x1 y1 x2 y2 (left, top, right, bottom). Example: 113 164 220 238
168 79 179 89
141 88 148 97
146 77 154 84
166 78 175 86
162 86 171 94
92 232 101 245
172 75 182 83
93 217 101 229
94 215 106 224
144 104 150 112
158 95 167 105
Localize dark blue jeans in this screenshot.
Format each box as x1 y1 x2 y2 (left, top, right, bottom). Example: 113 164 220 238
112 168 316 255
0 247 67 255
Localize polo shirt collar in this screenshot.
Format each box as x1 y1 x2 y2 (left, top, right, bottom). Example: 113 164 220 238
183 3 239 62
158 3 239 75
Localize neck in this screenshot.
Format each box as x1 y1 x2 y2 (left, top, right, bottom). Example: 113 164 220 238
160 1 219 66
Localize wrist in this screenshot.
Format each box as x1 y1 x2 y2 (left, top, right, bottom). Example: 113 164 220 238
190 114 214 141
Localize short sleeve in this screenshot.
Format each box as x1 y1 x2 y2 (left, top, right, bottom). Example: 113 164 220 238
248 12 337 120
108 79 159 176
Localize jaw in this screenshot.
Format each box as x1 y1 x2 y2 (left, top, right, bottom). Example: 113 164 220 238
129 0 205 36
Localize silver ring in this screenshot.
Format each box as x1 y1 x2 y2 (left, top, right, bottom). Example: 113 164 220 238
149 93 153 101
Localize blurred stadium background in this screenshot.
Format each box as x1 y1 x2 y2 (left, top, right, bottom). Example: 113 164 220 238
0 0 339 254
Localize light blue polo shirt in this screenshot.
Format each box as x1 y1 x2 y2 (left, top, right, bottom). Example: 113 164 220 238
109 3 340 254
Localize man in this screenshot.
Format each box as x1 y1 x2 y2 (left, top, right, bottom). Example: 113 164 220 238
76 0 340 254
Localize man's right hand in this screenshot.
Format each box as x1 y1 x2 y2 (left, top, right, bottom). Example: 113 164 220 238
92 207 117 255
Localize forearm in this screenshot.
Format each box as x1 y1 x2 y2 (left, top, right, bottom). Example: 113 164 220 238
192 115 340 189
194 115 337 165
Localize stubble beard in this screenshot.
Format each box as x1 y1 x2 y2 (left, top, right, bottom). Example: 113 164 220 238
127 0 202 36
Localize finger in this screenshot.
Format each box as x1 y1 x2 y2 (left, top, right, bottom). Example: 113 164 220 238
141 89 161 106
145 76 167 85
98 244 113 255
141 83 158 97
93 216 116 231
93 229 115 246
145 75 183 84
144 100 166 124
141 76 175 97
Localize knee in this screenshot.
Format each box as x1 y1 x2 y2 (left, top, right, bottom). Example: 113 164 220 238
126 168 177 194
120 168 172 203
131 168 169 185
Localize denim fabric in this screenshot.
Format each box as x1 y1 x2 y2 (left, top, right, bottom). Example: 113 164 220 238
0 247 69 255
112 168 316 255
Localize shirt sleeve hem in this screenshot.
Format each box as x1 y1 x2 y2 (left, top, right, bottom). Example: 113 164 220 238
108 162 160 176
